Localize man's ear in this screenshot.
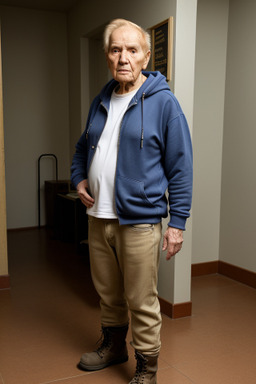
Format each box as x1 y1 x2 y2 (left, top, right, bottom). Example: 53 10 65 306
143 50 151 70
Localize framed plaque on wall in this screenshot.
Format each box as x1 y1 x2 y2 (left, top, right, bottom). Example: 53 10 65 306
150 17 173 81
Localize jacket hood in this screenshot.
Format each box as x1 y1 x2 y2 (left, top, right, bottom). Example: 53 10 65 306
141 71 170 97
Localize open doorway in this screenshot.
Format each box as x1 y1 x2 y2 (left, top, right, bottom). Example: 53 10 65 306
80 24 111 132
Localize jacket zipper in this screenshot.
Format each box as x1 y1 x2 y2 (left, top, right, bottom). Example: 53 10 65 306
141 93 145 148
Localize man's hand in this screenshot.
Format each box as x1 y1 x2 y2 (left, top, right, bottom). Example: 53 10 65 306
76 179 95 208
162 227 184 260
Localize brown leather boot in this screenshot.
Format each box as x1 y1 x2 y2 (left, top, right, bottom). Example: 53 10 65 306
129 351 158 384
78 324 129 371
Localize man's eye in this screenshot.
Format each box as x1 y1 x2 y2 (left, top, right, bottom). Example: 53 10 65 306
112 48 119 53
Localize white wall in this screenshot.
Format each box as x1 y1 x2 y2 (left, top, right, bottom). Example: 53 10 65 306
0 6 70 229
192 0 229 264
172 0 197 303
158 0 197 304
192 0 256 276
219 0 256 272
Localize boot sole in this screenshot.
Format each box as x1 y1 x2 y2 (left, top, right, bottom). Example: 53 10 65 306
77 355 129 371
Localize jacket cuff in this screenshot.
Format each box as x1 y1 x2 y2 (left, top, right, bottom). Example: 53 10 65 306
71 175 86 190
168 214 187 231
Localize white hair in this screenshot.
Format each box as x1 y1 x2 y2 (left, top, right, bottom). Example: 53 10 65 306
103 18 151 53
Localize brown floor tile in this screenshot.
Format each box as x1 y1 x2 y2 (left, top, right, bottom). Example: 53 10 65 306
173 349 256 384
158 367 195 383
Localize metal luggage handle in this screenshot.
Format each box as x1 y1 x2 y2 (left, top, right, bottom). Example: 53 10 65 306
37 154 58 228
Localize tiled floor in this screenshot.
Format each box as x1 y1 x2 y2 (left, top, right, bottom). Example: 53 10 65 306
1 228 256 384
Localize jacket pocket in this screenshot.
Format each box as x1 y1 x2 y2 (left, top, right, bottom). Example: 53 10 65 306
116 175 159 217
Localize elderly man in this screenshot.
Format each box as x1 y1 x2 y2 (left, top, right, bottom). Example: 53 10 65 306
71 18 192 384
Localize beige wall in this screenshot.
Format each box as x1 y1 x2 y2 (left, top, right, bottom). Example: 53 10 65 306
0 26 8 278
192 0 229 264
219 0 256 272
161 0 197 304
1 6 70 229
192 0 256 274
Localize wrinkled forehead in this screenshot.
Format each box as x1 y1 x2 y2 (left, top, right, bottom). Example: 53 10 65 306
109 26 147 50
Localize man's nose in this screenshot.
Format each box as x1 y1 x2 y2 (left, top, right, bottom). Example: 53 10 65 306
119 50 128 63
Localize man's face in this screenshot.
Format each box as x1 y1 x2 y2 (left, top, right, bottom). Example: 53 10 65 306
106 26 150 91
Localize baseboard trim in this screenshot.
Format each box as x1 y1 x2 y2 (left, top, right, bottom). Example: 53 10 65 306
192 260 256 290
0 275 10 289
7 226 41 232
159 297 192 319
218 261 256 289
191 260 219 277
172 301 192 319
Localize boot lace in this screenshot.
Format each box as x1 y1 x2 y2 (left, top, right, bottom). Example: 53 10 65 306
130 353 147 383
95 328 112 358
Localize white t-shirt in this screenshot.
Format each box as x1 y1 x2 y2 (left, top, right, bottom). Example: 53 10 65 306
87 88 137 218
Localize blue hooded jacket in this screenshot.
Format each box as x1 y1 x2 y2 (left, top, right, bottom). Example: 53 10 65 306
71 71 193 230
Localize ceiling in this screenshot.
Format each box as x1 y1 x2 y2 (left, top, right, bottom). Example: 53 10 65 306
0 0 80 12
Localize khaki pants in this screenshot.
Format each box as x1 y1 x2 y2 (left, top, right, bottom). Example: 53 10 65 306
88 216 162 355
